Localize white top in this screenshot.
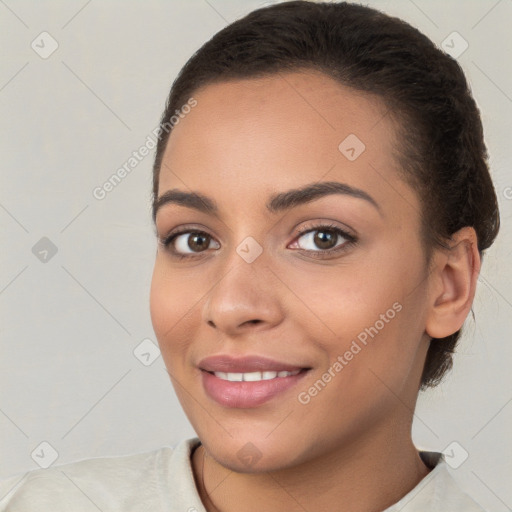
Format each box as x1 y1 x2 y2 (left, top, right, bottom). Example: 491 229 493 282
0 437 486 511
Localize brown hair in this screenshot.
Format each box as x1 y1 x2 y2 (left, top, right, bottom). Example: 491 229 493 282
151 1 500 388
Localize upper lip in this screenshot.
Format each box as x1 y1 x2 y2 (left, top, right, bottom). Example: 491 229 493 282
198 355 309 373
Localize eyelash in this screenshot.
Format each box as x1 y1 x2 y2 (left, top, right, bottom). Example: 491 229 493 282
159 223 357 261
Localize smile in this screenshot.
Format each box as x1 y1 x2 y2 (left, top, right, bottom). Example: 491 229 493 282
201 368 310 408
211 369 302 382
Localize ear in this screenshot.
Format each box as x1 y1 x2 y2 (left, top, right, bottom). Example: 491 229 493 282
425 227 481 339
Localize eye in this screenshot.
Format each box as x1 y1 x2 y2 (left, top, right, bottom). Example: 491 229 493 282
289 224 356 256
161 229 220 257
159 223 356 260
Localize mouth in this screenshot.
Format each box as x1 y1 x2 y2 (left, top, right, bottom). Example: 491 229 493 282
198 355 311 408
198 353 309 373
206 369 303 382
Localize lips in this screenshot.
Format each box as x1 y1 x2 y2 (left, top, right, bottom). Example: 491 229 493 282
198 354 311 408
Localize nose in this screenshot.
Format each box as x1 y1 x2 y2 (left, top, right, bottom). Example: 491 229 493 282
202 255 284 336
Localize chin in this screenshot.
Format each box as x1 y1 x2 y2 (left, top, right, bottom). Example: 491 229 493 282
200 432 306 474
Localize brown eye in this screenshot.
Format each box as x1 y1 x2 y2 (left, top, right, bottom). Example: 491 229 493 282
168 231 220 255
187 233 210 252
174 232 217 252
288 223 358 259
296 228 347 251
312 229 338 250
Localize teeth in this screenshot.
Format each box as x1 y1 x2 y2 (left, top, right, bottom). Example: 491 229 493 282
213 369 301 382
243 371 263 382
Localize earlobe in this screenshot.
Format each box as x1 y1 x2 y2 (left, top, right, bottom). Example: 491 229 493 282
425 227 481 339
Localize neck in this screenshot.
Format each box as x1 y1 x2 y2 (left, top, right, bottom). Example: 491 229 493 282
192 422 431 512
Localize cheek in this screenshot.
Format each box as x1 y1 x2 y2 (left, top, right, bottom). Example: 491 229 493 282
286 249 425 377
286 261 399 339
149 259 203 361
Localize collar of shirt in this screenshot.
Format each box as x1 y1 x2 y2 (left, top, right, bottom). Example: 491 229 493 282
160 437 486 512
0 437 487 511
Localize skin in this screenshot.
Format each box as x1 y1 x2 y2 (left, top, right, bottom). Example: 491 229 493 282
150 70 480 512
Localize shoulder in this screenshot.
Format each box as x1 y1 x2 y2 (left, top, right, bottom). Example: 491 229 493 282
389 452 488 512
0 439 199 512
428 464 487 511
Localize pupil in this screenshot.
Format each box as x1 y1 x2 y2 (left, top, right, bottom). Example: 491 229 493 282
314 230 337 249
188 233 209 252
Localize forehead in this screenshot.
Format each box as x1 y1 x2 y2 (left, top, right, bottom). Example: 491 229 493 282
158 70 416 219
164 70 391 164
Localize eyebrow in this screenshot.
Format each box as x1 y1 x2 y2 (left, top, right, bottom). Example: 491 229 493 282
152 181 381 221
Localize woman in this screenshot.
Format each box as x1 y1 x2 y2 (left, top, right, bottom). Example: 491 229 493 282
0 1 500 510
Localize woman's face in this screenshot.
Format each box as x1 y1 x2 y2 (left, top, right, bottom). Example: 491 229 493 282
150 71 433 472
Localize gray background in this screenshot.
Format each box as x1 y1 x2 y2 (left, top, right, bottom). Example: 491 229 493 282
1 0 511 510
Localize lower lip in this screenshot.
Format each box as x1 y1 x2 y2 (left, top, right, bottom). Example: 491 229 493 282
201 370 309 408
